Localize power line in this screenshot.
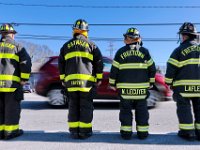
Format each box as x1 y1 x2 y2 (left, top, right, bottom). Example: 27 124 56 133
16 34 179 42
1 22 200 27
0 2 200 8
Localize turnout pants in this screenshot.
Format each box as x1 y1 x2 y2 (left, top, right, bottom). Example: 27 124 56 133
119 98 149 134
0 90 22 136
67 87 96 134
173 93 200 135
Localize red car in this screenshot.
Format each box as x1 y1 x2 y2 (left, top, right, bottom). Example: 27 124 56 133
35 56 172 106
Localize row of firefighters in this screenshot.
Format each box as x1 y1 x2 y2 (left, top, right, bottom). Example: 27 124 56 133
0 19 200 141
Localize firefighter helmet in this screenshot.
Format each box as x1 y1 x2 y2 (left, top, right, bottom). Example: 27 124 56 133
123 27 140 39
0 23 17 34
178 22 198 35
72 19 89 31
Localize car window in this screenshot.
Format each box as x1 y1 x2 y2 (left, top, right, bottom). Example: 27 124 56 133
103 58 112 72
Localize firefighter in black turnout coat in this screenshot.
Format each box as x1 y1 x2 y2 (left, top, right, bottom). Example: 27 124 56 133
165 22 200 141
0 24 32 140
58 19 103 139
109 28 156 140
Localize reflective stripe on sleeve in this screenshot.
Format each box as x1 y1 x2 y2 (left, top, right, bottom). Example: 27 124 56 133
112 60 119 68
173 80 200 86
147 58 154 67
60 74 65 80
150 78 155 83
165 77 173 84
96 73 103 79
195 123 200 130
21 73 30 79
109 78 115 85
180 93 200 98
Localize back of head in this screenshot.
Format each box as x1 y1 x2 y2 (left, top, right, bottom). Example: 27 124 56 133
72 19 89 38
178 22 198 39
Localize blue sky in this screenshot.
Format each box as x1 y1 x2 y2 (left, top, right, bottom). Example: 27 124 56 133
1 0 200 65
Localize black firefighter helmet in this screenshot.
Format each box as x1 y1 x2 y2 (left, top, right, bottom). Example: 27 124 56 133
123 27 140 39
72 19 89 31
0 23 17 34
178 22 198 36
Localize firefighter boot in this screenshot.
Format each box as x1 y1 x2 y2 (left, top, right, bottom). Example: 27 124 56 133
4 129 23 140
195 130 200 141
178 130 196 141
120 130 132 140
137 131 149 140
70 132 79 139
79 132 92 139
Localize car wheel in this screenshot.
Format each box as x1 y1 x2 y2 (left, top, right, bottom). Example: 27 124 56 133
47 89 67 106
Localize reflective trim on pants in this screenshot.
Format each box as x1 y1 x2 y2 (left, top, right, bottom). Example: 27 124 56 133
68 122 79 128
4 124 19 132
0 125 4 131
136 125 149 132
79 122 92 128
120 126 132 132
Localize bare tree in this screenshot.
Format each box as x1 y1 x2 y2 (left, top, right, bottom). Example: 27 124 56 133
17 40 55 63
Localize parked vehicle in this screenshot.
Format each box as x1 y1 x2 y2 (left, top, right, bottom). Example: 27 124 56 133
35 56 172 107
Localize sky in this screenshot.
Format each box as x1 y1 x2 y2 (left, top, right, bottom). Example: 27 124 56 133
1 0 200 66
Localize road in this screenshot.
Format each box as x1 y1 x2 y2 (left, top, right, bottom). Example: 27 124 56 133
0 93 199 150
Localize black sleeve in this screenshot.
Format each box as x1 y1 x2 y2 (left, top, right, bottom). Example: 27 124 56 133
165 49 179 85
58 46 66 81
146 50 156 85
93 45 103 82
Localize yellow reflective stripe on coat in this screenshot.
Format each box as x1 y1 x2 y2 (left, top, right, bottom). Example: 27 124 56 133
0 53 19 62
147 58 154 67
65 51 93 61
79 122 92 128
165 77 173 84
0 75 20 82
195 123 200 130
136 125 149 132
60 74 65 80
0 88 16 92
0 125 4 131
96 73 103 79
21 73 30 79
68 122 79 128
119 63 147 69
150 78 155 83
117 83 150 88
180 93 200 98
109 78 115 84
120 126 132 132
121 95 146 100
112 60 119 68
65 74 96 82
67 87 91 92
179 124 194 130
173 80 200 86
4 125 19 131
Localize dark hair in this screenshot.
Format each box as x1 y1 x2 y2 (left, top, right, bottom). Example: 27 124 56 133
182 33 197 40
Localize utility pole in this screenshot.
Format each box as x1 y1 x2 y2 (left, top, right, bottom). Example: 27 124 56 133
107 41 115 58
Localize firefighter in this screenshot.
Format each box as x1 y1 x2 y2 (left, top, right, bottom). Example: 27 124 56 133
165 22 200 141
0 23 32 140
58 19 103 139
109 27 156 140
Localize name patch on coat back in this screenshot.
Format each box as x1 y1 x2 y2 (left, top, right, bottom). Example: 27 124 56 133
121 88 146 95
